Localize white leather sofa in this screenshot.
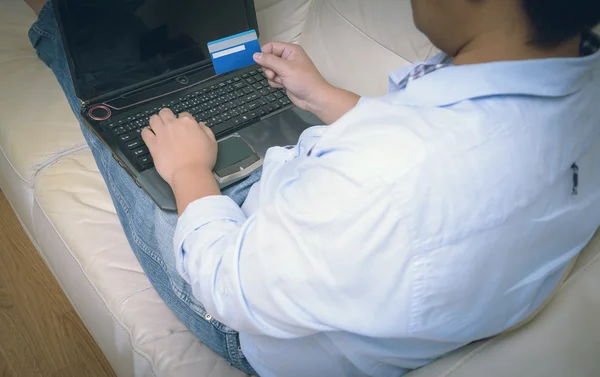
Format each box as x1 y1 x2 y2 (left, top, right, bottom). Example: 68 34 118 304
1 0 600 376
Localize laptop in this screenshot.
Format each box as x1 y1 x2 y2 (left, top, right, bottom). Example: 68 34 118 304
52 0 322 211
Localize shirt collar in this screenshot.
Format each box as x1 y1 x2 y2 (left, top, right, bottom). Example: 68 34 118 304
388 32 600 107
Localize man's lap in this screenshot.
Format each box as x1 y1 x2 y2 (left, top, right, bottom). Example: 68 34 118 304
28 1 257 374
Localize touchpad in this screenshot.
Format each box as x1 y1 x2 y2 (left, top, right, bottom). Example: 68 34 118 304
214 136 261 179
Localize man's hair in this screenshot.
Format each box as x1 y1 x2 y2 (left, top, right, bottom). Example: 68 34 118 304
522 0 600 46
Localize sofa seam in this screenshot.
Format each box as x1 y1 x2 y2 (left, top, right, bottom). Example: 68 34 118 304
0 140 90 188
32 143 90 179
31 174 159 377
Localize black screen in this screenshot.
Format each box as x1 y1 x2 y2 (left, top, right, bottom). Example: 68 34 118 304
56 0 252 100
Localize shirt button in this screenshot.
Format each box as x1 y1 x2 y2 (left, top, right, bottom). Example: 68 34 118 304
204 313 212 321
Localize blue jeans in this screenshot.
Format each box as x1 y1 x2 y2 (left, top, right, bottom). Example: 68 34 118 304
29 2 259 375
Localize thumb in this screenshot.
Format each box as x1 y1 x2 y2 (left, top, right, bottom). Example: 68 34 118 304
253 52 289 77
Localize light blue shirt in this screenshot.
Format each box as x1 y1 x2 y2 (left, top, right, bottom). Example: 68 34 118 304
174 45 600 377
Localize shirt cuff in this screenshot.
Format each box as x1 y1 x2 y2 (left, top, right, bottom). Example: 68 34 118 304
173 195 247 283
356 96 372 106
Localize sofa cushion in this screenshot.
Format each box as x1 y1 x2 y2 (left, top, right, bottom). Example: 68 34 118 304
300 0 436 97
33 150 249 377
0 0 86 185
255 0 312 44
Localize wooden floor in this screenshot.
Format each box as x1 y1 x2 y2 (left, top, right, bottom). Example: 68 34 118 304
0 192 115 377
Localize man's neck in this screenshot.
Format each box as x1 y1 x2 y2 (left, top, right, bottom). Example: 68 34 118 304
452 29 581 66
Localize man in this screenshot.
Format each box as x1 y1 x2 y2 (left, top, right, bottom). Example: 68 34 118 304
27 0 600 376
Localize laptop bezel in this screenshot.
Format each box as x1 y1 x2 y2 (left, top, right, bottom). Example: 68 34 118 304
51 0 260 104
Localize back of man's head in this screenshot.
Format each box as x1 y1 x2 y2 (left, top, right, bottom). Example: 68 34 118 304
523 0 600 46
411 0 600 60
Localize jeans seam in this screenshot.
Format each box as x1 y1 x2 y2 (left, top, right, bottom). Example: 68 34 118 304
30 24 57 42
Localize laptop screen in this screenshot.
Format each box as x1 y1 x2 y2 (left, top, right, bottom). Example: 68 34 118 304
55 0 255 101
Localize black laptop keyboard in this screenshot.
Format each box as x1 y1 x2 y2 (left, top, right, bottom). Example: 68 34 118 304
104 69 292 171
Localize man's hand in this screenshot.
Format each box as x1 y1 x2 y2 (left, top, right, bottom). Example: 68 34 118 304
253 42 329 111
253 42 360 124
142 109 220 215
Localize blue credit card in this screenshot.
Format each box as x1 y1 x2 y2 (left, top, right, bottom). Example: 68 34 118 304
208 30 261 75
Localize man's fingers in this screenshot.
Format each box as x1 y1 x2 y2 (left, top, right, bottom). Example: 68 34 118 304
200 122 216 143
178 112 196 122
149 114 164 134
159 108 177 123
253 51 289 77
141 127 156 151
267 79 284 89
261 41 293 58
262 67 276 80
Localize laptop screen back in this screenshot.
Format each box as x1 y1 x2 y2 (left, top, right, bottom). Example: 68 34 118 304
54 0 255 101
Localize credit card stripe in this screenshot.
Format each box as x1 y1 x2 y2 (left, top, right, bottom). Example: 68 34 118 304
212 44 246 59
208 30 258 53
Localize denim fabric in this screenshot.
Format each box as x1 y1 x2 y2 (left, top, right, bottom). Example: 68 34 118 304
29 2 259 374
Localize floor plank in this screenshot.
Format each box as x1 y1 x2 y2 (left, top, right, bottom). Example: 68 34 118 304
0 192 116 377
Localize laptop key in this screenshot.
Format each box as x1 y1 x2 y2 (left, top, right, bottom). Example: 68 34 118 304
138 154 153 167
232 116 244 127
240 111 260 123
132 146 149 157
119 132 137 142
126 139 143 150
259 106 272 115
211 121 233 136
113 126 127 135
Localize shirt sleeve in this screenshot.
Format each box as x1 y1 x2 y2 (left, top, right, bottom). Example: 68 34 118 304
173 102 427 339
172 156 412 339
